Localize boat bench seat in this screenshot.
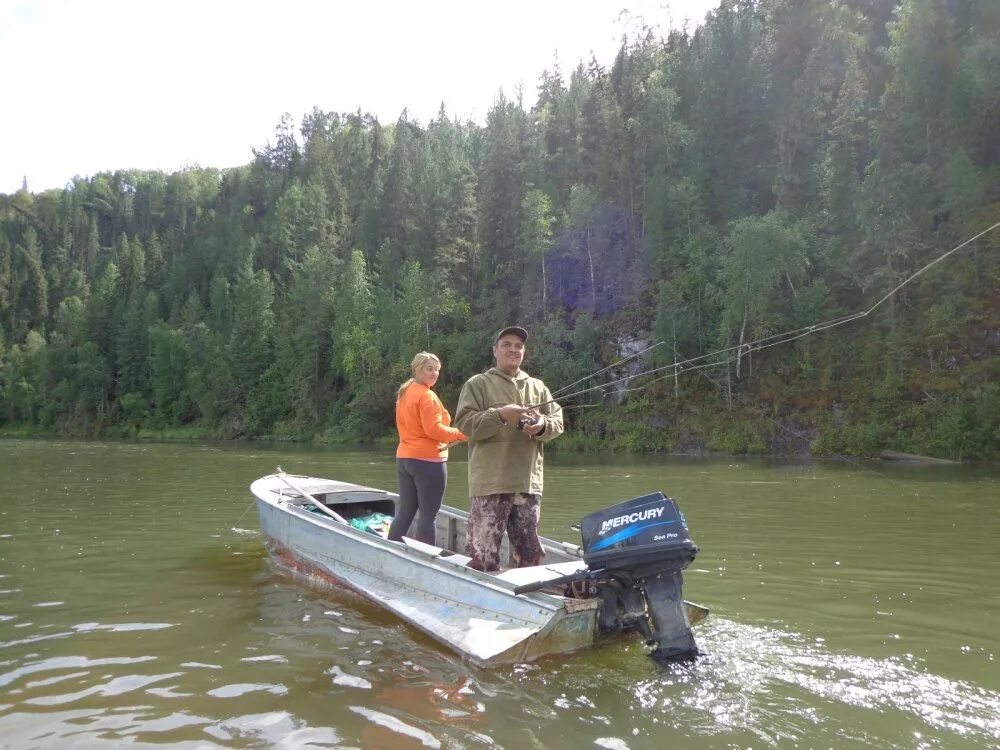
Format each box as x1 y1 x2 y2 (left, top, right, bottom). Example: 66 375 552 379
400 537 588 584
493 560 588 587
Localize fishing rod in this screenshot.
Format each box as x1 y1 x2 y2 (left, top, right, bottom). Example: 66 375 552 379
550 340 665 397
529 220 1000 410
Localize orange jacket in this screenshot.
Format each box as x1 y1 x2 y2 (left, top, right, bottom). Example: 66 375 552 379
396 383 467 460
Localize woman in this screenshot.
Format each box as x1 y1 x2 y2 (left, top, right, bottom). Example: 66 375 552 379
388 352 467 545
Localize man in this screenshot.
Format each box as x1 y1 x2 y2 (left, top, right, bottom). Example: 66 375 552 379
454 326 564 572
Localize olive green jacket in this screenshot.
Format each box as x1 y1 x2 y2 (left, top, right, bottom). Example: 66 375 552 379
454 367 564 496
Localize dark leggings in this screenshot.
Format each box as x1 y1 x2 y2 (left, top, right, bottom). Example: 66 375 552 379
388 458 447 545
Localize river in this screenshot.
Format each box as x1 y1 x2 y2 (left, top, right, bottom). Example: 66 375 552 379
1 438 997 749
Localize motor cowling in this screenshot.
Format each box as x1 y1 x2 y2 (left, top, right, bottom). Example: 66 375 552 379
580 492 699 661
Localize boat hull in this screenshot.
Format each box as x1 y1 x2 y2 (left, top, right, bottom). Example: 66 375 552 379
252 476 600 666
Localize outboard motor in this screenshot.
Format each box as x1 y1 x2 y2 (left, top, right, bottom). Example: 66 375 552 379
580 492 699 661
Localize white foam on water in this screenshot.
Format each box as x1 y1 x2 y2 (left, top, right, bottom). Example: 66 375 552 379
654 617 1000 744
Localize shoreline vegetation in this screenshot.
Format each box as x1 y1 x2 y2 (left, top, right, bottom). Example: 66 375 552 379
0 413 981 464
1 1 998 463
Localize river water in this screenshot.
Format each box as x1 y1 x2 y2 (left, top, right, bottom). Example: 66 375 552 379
0 438 997 749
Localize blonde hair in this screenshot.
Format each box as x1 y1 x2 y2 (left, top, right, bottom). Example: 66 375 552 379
396 351 442 401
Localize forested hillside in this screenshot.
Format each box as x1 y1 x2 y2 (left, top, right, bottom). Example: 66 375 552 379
1 0 998 460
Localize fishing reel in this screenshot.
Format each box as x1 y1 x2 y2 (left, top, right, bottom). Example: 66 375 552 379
516 413 543 431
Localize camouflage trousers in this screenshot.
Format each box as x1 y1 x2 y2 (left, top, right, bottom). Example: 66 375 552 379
465 493 545 573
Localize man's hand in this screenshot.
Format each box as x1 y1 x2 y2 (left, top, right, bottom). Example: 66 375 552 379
519 410 545 436
498 404 529 425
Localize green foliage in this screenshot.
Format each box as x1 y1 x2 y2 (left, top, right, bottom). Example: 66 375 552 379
718 211 809 354
928 384 1000 462
705 425 769 456
812 420 893 458
331 250 377 381
149 324 192 425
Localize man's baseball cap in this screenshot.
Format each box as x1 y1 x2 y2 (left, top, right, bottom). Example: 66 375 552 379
493 326 528 345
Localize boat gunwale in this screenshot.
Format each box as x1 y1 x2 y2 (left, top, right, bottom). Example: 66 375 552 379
252 473 586 552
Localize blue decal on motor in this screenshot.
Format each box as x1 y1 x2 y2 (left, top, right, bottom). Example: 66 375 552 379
589 519 678 551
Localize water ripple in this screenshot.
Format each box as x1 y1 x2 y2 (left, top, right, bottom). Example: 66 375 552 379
0 630 75 649
206 682 288 698
239 654 288 664
349 705 441 748
72 622 174 633
202 710 342 747
0 655 157 689
25 671 184 706
24 671 90 689
327 664 372 689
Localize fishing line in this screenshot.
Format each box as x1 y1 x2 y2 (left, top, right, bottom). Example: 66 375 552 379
532 357 731 408
614 360 732 396
534 314 867 407
231 498 258 532
533 221 1000 409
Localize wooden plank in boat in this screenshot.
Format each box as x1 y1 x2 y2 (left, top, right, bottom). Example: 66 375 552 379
401 537 473 567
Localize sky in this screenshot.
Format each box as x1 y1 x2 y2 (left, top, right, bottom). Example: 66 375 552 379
1 0 719 195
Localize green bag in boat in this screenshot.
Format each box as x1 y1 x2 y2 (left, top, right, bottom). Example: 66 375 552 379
349 512 393 537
